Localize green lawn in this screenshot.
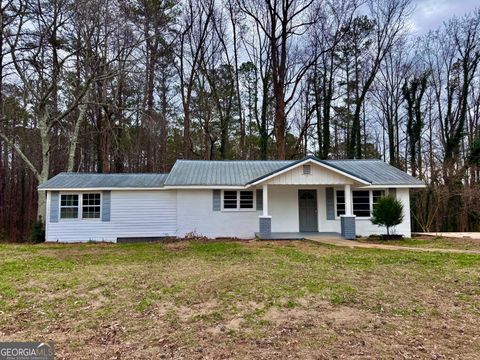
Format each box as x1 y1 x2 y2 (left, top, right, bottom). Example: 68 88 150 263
1 240 479 359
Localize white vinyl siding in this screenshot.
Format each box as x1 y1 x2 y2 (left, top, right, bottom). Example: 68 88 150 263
46 190 177 242
45 186 412 242
177 189 261 238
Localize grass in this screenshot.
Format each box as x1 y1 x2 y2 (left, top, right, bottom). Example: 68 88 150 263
1 240 480 359
358 235 480 251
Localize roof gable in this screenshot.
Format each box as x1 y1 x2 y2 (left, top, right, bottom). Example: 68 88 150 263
247 157 370 186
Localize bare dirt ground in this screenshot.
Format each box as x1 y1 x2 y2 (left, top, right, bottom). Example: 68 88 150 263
310 236 480 254
1 240 479 359
355 234 480 252
417 232 480 240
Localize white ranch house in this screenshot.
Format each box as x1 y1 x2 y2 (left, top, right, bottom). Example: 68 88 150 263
38 156 425 242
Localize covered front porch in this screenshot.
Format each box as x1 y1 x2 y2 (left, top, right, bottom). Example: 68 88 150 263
255 183 357 240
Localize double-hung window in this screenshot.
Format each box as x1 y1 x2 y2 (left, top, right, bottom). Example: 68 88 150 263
60 194 79 219
222 190 254 211
82 193 101 219
60 193 101 219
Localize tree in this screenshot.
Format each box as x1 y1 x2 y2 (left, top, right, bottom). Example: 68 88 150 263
0 0 93 220
177 0 214 159
402 70 429 177
345 0 412 159
237 0 316 159
371 196 404 236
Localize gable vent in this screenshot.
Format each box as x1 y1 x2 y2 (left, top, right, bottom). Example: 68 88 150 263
303 164 311 175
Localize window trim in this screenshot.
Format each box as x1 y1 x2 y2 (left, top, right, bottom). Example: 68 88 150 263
59 193 80 221
334 188 386 219
58 192 102 221
221 190 256 212
81 193 102 220
334 189 346 218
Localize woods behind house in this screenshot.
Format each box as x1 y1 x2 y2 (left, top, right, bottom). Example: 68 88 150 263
0 0 479 241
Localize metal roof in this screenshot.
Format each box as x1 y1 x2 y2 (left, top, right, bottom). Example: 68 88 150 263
164 160 292 186
38 173 168 189
38 157 424 190
322 160 425 185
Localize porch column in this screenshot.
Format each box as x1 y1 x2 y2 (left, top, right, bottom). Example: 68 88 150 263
259 184 271 239
341 184 356 240
344 184 352 215
262 184 269 216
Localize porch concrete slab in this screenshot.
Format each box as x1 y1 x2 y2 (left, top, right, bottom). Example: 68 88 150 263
307 237 480 254
256 232 342 240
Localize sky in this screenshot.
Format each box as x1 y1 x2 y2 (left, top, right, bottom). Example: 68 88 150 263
410 0 479 34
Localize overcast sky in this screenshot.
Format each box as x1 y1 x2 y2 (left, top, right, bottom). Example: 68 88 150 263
410 0 479 34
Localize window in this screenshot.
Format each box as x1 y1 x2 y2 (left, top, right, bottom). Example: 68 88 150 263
59 193 101 220
372 190 385 210
303 164 311 175
240 191 254 209
223 191 238 209
60 194 79 219
82 193 101 219
335 190 345 217
335 189 387 218
223 190 254 210
352 190 370 217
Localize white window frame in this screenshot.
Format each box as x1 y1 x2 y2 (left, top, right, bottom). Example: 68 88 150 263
221 190 256 212
334 188 386 219
334 189 346 217
59 192 102 221
81 193 102 220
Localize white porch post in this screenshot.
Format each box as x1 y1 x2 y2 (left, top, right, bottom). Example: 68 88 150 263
262 184 269 216
258 184 271 239
341 183 356 240
344 184 352 215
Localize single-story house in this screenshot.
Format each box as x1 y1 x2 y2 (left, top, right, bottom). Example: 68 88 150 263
38 156 425 243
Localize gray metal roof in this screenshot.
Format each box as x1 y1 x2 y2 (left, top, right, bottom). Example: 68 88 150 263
164 160 292 186
38 172 168 189
38 157 424 190
322 160 425 185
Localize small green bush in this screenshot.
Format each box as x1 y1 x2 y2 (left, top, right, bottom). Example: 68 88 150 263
371 196 404 235
30 220 45 243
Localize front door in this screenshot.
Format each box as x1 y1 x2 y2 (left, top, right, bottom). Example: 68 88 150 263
298 190 318 232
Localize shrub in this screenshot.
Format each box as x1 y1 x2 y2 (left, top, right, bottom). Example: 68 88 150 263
371 196 404 236
30 220 45 243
